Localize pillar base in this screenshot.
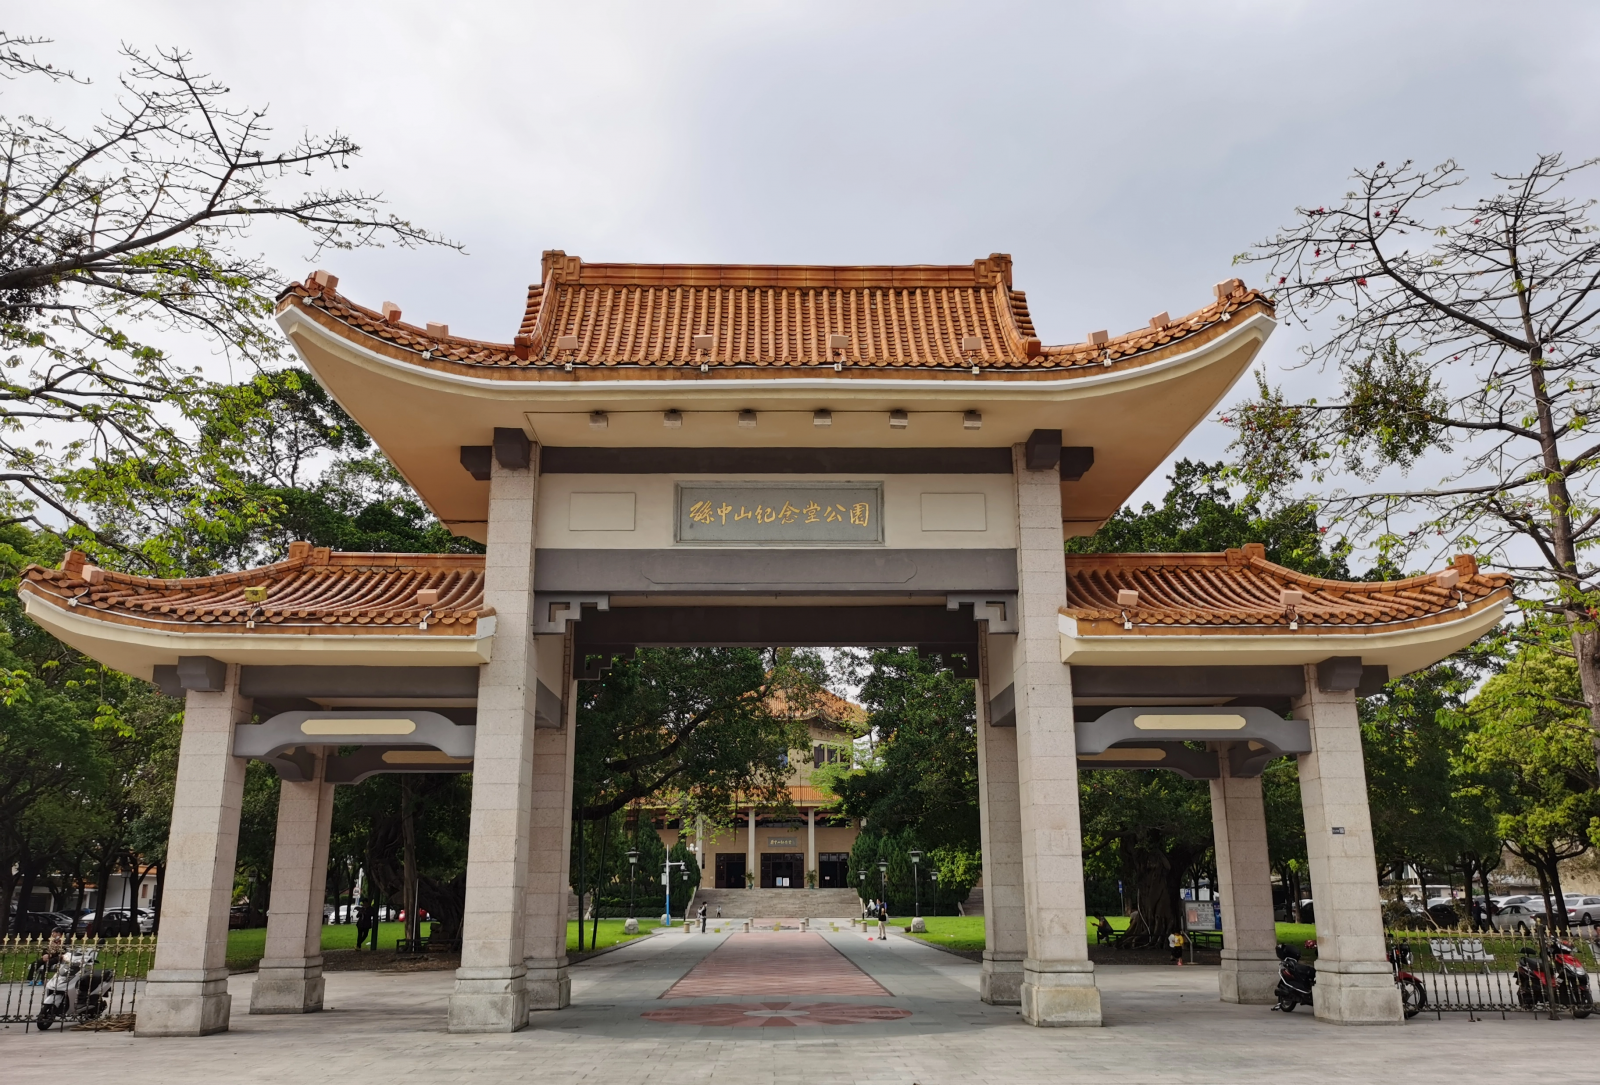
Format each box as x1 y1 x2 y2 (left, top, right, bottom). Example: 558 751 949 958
523 958 571 1011
135 972 232 1036
980 953 1023 1005
1312 963 1404 1024
1219 951 1280 1005
250 958 326 1014
1021 962 1102 1027
448 969 529 1033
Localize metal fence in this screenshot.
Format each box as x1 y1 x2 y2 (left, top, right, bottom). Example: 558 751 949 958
1369 929 1595 1020
0 935 156 1031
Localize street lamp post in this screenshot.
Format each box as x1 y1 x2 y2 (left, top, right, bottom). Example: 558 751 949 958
909 849 922 918
877 858 888 917
857 869 867 920
929 869 940 918
663 857 687 926
625 849 640 934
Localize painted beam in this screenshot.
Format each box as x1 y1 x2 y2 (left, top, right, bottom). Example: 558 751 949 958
533 548 1017 594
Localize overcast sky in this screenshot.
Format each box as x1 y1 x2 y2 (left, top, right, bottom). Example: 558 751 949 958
21 1 1600 510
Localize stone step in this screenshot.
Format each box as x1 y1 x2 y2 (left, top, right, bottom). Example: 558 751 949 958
686 887 864 919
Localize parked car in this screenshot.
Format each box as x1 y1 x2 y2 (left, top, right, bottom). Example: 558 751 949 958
92 908 154 936
325 904 397 923
72 911 97 934
1492 901 1547 933
11 911 74 935
229 904 251 929
1567 896 1600 926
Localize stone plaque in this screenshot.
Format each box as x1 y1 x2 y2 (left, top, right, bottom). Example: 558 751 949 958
675 483 883 545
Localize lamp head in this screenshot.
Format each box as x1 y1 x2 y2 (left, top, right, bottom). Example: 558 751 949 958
909 849 922 864
627 850 639 865
877 859 888 872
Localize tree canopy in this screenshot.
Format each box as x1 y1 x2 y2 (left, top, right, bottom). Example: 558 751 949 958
1224 155 1600 772
0 34 453 570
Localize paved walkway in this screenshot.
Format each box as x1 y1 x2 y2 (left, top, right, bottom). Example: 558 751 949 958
1 931 1594 1083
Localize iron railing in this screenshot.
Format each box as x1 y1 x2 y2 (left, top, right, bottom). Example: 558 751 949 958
0 934 156 1031
1389 929 1597 1019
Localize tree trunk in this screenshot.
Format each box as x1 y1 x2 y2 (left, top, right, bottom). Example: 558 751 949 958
1544 849 1571 934
151 860 165 935
1477 862 1494 928
591 811 609 948
1572 628 1600 781
400 776 418 949
582 806 595 953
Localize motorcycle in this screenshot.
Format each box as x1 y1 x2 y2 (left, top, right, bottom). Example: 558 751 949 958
35 947 114 1031
1272 942 1316 1012
1515 938 1593 1018
1386 943 1428 1019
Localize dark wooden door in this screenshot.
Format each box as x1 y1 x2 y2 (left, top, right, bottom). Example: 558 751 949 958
715 853 746 889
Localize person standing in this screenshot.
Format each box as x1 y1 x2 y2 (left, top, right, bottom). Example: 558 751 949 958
697 902 708 933
877 899 888 941
1168 929 1186 966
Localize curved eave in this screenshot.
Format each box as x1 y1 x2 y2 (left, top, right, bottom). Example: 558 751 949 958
1058 595 1507 676
275 295 1275 403
21 592 496 680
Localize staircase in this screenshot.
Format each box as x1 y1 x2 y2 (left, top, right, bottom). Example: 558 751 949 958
687 887 863 920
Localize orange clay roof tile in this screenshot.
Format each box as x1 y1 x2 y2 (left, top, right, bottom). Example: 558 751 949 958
275 252 1272 379
20 547 489 636
1063 546 1511 636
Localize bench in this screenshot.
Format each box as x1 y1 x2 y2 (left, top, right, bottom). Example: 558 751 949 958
1427 938 1495 968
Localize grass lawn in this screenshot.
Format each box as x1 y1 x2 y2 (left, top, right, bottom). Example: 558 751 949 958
894 916 1320 954
568 918 662 952
225 918 661 970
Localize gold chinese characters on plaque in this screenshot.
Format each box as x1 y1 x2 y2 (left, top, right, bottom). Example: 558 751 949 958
675 483 882 545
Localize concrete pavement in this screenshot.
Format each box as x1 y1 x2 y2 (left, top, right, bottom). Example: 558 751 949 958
1 930 1593 1084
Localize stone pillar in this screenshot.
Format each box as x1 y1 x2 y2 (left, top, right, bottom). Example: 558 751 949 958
137 666 251 1037
251 752 335 1013
976 627 1025 1005
1293 667 1402 1024
806 808 816 887
1209 765 1279 1004
747 808 756 887
1011 444 1101 1027
449 443 540 1033
522 633 575 1013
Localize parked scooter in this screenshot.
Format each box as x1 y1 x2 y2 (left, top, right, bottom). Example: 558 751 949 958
1272 943 1316 1012
35 947 114 1031
1515 938 1594 1018
1386 943 1428 1019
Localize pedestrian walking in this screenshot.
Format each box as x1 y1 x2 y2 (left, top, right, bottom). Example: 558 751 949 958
1168 930 1186 966
698 902 708 933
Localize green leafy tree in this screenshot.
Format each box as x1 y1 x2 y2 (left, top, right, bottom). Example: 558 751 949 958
571 648 820 825
1065 459 1350 578
1460 644 1600 930
1079 769 1213 943
1261 758 1308 921
1360 659 1499 926
831 648 980 853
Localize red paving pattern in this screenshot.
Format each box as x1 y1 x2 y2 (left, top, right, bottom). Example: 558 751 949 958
662 933 889 999
642 1001 911 1028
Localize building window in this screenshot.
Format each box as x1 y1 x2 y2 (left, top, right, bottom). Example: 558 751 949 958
812 744 848 767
